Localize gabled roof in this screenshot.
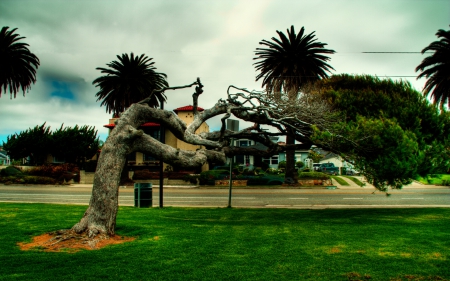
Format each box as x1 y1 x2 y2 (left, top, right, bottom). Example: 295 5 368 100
104 122 160 129
104 105 202 128
173 105 204 113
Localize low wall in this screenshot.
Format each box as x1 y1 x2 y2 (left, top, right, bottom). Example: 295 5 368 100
79 170 95 184
298 179 332 186
79 171 196 186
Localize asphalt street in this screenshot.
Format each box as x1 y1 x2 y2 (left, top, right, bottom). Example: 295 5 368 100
0 183 449 209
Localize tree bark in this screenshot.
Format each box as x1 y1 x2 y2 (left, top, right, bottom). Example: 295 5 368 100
71 102 227 237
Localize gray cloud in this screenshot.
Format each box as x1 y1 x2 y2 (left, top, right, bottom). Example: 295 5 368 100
0 0 449 143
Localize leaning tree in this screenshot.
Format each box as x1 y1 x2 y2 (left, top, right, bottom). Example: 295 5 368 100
70 78 343 239
64 76 444 242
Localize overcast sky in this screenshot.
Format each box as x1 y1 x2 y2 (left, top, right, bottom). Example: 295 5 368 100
0 0 448 145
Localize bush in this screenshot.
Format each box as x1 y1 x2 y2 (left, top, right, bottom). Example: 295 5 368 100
0 166 23 176
183 174 200 184
295 161 304 169
266 168 281 175
278 161 286 169
298 172 330 180
133 169 195 180
0 175 58 185
199 170 229 185
27 164 79 182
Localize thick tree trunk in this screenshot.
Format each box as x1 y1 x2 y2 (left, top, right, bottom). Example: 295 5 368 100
71 101 227 238
71 131 128 237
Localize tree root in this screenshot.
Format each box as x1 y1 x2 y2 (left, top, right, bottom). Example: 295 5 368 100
18 229 134 252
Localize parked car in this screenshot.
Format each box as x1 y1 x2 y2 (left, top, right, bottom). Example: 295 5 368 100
319 163 340 175
313 163 321 171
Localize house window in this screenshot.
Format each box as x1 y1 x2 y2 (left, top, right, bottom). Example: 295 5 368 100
143 153 157 162
238 140 251 147
143 128 160 141
263 155 279 165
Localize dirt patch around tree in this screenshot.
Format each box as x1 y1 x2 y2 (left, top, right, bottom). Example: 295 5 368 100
18 229 135 253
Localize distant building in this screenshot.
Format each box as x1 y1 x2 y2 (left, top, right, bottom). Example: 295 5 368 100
0 147 10 165
104 105 210 172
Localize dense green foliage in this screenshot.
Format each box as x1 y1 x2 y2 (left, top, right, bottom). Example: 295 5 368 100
93 53 168 116
416 26 450 108
298 171 330 180
1 203 449 280
0 165 22 176
0 26 40 99
2 123 100 166
312 74 450 190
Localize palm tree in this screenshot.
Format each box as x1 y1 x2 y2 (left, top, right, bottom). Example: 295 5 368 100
416 26 450 109
254 25 335 98
253 25 335 182
0 26 40 99
93 53 168 116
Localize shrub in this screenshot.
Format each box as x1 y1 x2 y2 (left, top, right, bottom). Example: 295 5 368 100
133 169 156 180
278 161 286 169
295 161 304 169
266 168 281 175
0 166 23 176
199 170 229 185
298 172 330 180
0 175 57 185
183 174 200 184
27 164 79 182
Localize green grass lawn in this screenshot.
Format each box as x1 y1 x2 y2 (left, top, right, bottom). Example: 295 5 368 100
416 174 450 186
0 203 449 281
342 176 366 187
331 176 349 186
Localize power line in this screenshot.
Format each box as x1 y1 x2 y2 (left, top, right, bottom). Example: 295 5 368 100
362 52 423 54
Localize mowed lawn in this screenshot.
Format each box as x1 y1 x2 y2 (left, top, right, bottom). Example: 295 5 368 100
0 203 449 281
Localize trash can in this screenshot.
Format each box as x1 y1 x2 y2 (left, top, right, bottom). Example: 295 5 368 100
134 183 152 207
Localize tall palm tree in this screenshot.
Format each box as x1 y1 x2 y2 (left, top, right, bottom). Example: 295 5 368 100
254 25 335 98
0 26 40 99
93 53 168 116
253 25 335 182
416 26 450 109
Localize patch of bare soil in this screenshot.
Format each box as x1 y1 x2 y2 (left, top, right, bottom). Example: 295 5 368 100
18 229 135 253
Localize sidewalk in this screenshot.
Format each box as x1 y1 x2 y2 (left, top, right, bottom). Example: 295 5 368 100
71 178 448 190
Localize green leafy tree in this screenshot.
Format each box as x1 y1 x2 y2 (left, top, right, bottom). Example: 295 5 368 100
3 123 100 166
3 123 51 165
93 53 168 116
0 26 40 99
51 124 100 166
416 26 450 109
311 74 450 190
253 25 335 183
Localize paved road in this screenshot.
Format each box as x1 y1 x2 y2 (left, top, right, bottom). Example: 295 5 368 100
0 184 449 209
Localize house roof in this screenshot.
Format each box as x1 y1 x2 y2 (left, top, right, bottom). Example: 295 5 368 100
104 105 203 128
173 105 204 113
104 122 160 129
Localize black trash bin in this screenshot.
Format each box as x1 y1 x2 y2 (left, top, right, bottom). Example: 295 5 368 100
134 183 152 207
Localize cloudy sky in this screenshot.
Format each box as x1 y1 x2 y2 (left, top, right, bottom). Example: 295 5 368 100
0 0 448 144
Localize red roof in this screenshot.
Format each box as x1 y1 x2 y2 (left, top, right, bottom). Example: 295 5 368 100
104 122 160 128
173 105 204 113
